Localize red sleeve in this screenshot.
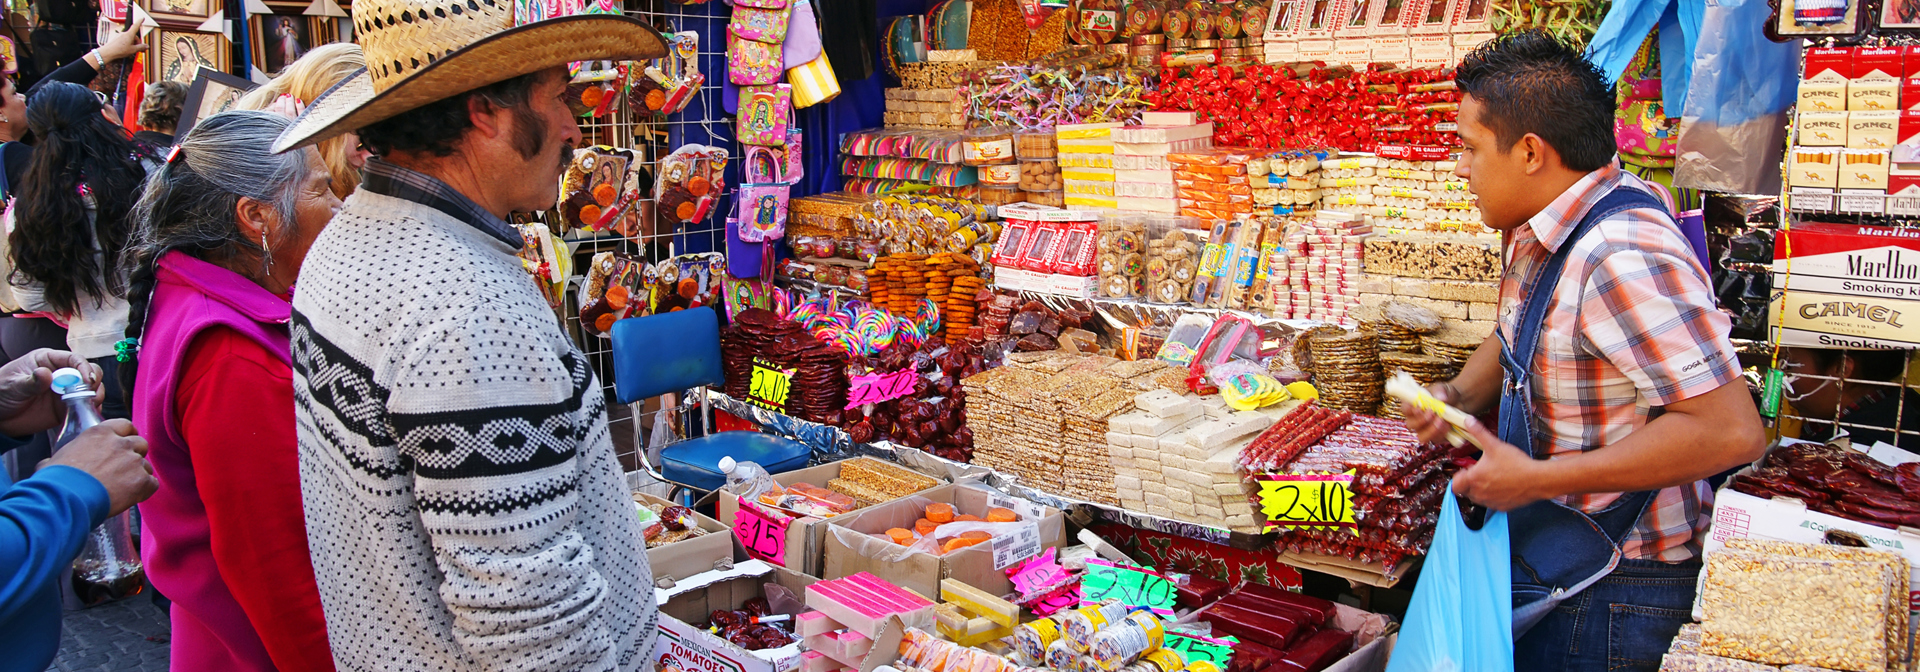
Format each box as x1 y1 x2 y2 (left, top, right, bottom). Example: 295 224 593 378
177 328 336 672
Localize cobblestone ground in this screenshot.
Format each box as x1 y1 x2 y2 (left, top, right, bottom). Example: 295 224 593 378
48 598 170 672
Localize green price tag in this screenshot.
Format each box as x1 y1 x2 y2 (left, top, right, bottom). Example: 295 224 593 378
1079 559 1176 616
1255 470 1358 535
1164 632 1236 667
747 358 794 413
1761 368 1784 419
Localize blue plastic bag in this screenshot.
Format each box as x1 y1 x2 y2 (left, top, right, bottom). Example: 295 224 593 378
1384 489 1514 672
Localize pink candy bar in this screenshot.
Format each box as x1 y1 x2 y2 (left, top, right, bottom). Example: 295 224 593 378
803 651 839 672
803 630 875 667
798 611 842 638
805 573 935 638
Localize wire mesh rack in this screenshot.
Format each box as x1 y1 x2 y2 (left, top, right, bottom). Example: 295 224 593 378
561 0 742 472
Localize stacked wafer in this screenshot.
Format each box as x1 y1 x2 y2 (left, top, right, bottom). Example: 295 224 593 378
1306 330 1384 414
1422 327 1482 365
1374 352 1458 419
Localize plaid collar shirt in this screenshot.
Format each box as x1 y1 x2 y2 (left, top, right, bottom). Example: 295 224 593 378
358 157 522 248
1500 164 1740 562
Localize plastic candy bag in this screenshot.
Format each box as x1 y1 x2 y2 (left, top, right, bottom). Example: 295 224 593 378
1385 489 1514 672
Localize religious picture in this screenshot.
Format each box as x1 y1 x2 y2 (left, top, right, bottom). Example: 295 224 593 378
157 31 219 84
174 67 257 137
1884 0 1920 28
146 0 215 24
272 16 308 72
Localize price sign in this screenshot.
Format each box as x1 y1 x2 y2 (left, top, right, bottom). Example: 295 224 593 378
1079 559 1176 616
845 369 917 409
1164 633 1236 668
992 521 1044 569
746 358 794 413
1256 470 1359 535
732 497 791 566
1027 581 1081 617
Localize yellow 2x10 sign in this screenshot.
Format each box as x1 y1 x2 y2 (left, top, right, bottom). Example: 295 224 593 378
1254 470 1358 535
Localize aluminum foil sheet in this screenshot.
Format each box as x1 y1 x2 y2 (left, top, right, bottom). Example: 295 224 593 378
707 391 1271 548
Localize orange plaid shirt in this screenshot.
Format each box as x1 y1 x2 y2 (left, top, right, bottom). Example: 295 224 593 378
1498 165 1740 562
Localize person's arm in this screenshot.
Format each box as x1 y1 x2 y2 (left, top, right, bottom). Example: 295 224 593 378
176 329 334 672
26 27 146 98
1404 331 1503 445
391 304 616 672
0 463 107 622
1450 245 1765 510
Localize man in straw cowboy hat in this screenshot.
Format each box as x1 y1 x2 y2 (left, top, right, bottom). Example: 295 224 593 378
270 2 666 670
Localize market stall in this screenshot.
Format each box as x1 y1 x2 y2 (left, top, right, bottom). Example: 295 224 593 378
499 0 1920 668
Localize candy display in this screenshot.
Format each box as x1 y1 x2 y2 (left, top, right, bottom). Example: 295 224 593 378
1147 64 1458 152
965 352 1161 506
705 598 796 651
1692 540 1901 672
722 308 851 424
639 502 709 547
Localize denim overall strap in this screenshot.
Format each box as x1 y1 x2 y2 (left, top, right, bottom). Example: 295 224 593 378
1499 185 1668 638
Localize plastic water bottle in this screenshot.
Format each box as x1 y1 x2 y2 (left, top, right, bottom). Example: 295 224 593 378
54 368 144 605
718 456 777 501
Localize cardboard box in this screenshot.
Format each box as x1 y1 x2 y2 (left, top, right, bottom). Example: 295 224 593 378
1801 111 1851 146
1771 222 1920 348
653 555 817 672
1800 79 1849 112
1790 147 1841 189
1853 110 1901 150
1842 150 1893 190
717 459 947 577
636 492 737 568
823 482 1065 599
1703 478 1920 622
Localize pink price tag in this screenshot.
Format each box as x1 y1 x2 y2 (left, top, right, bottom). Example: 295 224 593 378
732 497 791 566
844 369 918 409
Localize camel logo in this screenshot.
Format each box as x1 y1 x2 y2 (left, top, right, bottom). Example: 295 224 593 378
1798 301 1907 328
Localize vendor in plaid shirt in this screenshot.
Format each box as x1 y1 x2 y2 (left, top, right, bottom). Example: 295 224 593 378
1403 31 1765 672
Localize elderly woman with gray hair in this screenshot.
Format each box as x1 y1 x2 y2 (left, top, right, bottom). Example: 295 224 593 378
119 110 340 672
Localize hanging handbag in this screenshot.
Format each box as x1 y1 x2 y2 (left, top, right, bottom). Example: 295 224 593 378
782 0 823 67
729 2 791 43
737 83 792 146
786 52 840 108
781 126 804 184
737 146 790 243
728 33 785 85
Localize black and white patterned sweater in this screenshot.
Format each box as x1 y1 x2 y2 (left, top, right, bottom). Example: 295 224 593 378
291 189 656 672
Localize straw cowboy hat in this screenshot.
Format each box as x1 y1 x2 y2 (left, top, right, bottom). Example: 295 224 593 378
273 0 666 153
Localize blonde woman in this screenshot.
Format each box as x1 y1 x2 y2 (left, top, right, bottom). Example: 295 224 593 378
236 43 368 198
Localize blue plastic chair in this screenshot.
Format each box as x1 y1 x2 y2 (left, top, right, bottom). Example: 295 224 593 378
611 307 810 496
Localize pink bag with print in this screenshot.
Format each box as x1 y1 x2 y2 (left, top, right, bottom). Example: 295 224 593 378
728 33 784 85
737 83 791 147
738 146 789 243
730 2 791 43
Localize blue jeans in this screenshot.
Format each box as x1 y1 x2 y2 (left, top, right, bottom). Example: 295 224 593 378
1514 558 1701 672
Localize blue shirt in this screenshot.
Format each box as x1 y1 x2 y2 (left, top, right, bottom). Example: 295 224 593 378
0 436 110 672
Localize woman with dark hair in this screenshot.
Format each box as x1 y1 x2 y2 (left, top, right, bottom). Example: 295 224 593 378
1782 347 1920 452
123 110 339 672
1 80 156 420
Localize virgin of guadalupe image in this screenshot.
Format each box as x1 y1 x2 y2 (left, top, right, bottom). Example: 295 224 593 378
164 36 212 83
754 194 779 229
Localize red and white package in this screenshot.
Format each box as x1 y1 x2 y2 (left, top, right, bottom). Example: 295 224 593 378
1048 220 1101 276
1018 221 1065 273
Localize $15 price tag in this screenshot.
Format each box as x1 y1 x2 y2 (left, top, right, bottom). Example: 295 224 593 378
1079 559 1176 615
1164 632 1236 667
1255 470 1358 535
732 497 790 567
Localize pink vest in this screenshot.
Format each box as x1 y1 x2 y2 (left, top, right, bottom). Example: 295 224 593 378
133 252 291 672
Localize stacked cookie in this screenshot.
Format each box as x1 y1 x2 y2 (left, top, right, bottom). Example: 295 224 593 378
1097 215 1150 299
1145 226 1203 304
1305 330 1384 414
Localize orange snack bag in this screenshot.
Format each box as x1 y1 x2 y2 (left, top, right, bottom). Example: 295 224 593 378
925 502 956 523
887 528 914 545
986 507 1018 522
915 518 939 536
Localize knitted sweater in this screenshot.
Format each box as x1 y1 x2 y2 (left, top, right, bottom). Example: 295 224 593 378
290 188 656 672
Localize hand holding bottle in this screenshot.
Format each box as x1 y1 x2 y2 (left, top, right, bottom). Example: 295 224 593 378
0 348 98 437
42 419 154 516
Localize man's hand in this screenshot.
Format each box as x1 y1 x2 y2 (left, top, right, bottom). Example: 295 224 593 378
97 26 148 63
41 420 154 516
1402 382 1463 446
1450 417 1547 512
0 349 99 437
